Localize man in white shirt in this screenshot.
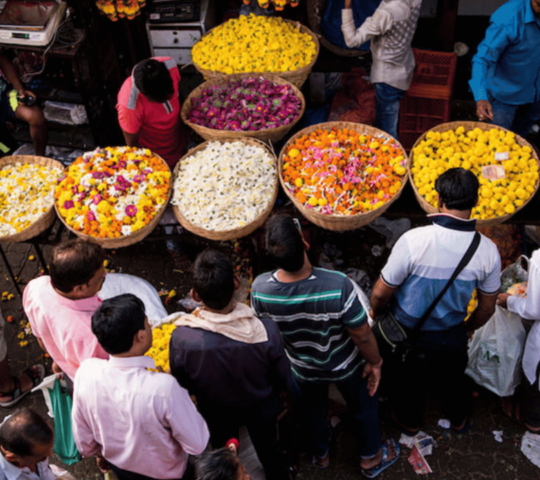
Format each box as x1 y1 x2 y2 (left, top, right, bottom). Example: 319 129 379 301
341 0 422 139
0 408 56 480
72 294 209 480
498 249 540 433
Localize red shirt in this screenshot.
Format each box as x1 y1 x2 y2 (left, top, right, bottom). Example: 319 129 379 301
117 57 188 167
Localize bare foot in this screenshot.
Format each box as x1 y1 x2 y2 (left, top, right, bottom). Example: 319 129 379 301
360 439 398 470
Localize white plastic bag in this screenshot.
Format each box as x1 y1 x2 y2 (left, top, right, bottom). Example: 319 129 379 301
466 305 526 397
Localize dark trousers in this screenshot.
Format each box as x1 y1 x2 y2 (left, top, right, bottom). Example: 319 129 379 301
385 344 470 430
290 368 381 459
198 394 289 480
523 363 540 429
109 463 184 480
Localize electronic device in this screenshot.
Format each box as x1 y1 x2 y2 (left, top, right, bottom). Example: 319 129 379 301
148 0 201 23
0 0 67 47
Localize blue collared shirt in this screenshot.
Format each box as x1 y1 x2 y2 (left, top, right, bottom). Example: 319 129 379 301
469 0 540 105
0 451 56 480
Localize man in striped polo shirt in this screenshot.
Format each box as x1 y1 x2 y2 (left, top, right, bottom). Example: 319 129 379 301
252 214 399 478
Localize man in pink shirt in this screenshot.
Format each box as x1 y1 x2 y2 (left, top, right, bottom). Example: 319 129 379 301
117 57 188 168
23 240 109 381
72 294 209 480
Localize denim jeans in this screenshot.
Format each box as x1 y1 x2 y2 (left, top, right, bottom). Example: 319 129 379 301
290 368 381 459
373 82 407 140
491 96 540 137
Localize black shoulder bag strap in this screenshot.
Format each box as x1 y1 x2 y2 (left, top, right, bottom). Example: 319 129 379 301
408 231 482 345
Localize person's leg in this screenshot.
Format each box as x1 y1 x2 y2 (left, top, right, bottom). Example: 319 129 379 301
512 99 540 138
14 101 47 156
429 347 470 429
244 395 290 480
391 348 428 432
522 364 540 433
290 375 331 460
490 97 518 132
373 82 407 140
335 368 381 459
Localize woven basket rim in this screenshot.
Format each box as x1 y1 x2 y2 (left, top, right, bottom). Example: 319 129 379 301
408 121 540 227
192 19 320 80
0 155 64 243
278 122 409 230
54 151 172 249
181 73 306 139
171 137 279 240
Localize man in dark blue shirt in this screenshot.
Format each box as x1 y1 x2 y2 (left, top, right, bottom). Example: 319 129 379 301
470 0 540 136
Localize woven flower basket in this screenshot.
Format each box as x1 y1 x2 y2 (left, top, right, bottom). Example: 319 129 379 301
0 155 64 243
54 155 172 249
306 0 368 58
192 19 320 89
181 74 306 144
172 137 279 241
279 121 409 231
408 121 540 228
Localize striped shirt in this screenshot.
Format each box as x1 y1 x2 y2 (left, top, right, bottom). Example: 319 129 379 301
251 268 367 382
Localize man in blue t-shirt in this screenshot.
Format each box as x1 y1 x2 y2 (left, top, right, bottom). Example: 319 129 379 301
252 214 399 478
470 0 540 136
371 168 501 434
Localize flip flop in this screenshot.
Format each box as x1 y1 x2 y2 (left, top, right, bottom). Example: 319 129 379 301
0 364 45 408
361 439 400 479
451 416 472 435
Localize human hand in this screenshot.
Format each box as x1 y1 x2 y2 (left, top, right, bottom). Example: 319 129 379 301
476 100 493 121
344 0 352 9
51 361 64 380
96 455 111 473
362 360 382 396
496 293 510 308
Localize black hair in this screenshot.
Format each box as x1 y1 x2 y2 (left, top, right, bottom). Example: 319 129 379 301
91 294 146 355
50 239 105 293
193 250 235 311
265 214 305 272
134 59 174 103
195 448 240 480
0 408 53 457
435 168 479 211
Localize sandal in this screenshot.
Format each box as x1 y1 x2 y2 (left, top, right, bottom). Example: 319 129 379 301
361 439 400 479
312 451 330 469
0 364 45 408
451 416 472 435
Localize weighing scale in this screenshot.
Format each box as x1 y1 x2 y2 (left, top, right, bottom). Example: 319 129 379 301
0 0 67 47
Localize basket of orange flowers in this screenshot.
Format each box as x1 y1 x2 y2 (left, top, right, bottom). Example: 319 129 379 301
279 122 409 231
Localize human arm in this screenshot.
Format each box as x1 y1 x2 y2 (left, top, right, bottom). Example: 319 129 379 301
0 54 32 98
466 292 497 337
469 20 514 105
122 129 140 147
346 323 382 396
370 278 397 318
501 251 540 320
341 0 410 48
71 377 103 458
166 381 209 455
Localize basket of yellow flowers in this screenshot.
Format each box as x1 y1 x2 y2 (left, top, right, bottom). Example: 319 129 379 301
409 121 540 227
191 14 319 88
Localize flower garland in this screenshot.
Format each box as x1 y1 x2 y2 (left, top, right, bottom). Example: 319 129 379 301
55 147 171 239
0 163 62 236
282 127 407 215
187 77 302 131
172 141 276 231
192 14 317 74
95 0 146 21
410 126 539 220
146 322 176 372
